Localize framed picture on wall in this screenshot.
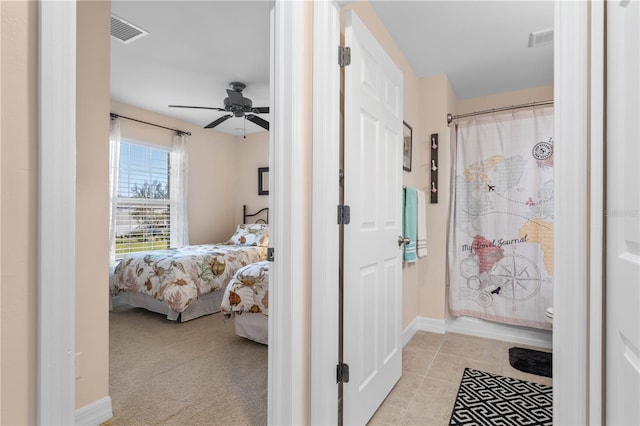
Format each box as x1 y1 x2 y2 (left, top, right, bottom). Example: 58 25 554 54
403 121 412 172
258 167 269 195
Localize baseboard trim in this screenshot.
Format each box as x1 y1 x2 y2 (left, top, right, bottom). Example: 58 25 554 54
402 318 418 347
416 316 447 334
445 316 552 349
75 396 112 426
403 316 552 349
402 316 446 347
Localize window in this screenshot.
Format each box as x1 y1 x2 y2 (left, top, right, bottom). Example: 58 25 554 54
115 141 170 258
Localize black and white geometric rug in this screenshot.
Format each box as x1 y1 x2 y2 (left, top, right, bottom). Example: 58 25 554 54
449 368 552 425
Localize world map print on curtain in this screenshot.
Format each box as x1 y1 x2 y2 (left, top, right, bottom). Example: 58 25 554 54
448 107 553 330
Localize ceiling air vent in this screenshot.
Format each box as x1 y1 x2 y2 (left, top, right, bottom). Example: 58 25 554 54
111 15 148 44
528 28 554 48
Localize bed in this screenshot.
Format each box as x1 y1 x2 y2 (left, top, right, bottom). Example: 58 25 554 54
221 260 270 344
110 205 269 321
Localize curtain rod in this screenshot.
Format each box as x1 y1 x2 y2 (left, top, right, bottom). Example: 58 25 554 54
447 100 554 125
110 113 191 136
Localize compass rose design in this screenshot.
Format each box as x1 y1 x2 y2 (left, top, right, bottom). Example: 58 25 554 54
490 254 541 303
460 254 541 307
532 141 553 160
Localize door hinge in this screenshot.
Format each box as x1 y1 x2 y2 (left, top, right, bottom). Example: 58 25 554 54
336 362 350 383
337 205 351 225
267 247 275 262
339 46 351 67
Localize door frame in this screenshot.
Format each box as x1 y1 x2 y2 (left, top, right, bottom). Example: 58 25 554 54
310 0 341 424
268 1 308 424
588 2 604 423
554 1 604 424
37 1 306 424
37 1 77 423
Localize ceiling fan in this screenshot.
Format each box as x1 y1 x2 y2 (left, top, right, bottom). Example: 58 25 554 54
169 82 269 131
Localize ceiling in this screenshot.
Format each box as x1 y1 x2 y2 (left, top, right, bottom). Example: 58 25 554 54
110 1 271 136
110 1 554 136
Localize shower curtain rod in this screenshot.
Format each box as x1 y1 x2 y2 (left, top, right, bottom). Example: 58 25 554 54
446 99 554 125
110 112 192 136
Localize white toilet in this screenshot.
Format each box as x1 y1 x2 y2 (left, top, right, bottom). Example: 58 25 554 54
545 307 553 324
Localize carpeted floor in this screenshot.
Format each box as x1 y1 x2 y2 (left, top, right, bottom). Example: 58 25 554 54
109 304 267 425
449 368 552 426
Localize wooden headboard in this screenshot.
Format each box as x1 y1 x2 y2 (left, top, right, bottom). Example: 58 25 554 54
243 205 269 224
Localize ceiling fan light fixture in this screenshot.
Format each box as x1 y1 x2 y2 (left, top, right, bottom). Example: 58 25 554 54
169 81 270 131
228 82 247 92
528 28 554 48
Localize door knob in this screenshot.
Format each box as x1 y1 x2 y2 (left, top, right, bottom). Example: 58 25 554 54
398 236 410 246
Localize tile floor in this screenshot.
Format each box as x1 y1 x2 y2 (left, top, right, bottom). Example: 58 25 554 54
368 331 553 426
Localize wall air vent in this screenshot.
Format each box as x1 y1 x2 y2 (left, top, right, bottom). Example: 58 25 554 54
111 15 148 44
528 28 554 48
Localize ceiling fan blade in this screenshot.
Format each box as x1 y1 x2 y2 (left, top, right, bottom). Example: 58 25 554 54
251 106 270 114
246 114 269 131
204 114 233 129
169 105 225 111
226 89 245 105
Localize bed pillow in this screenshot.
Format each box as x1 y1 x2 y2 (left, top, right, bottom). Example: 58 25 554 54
226 223 269 247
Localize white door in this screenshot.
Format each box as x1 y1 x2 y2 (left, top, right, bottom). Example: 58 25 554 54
606 1 640 425
343 10 404 426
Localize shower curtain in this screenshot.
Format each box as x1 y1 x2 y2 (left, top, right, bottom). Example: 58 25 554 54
448 107 553 330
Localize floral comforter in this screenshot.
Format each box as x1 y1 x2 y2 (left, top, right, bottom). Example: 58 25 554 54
221 260 269 318
111 244 267 313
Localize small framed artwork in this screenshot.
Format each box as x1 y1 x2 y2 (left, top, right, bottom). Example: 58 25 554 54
403 121 413 171
258 167 269 195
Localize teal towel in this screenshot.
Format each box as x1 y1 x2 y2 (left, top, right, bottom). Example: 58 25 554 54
403 187 417 262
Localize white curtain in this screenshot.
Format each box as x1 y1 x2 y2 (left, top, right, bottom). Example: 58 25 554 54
447 107 554 330
170 132 189 248
108 118 121 311
108 118 121 269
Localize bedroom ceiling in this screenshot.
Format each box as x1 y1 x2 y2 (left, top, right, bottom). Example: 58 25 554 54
110 1 553 136
110 1 271 136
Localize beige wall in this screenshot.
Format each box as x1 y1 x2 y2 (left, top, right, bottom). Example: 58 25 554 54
456 85 553 116
0 1 38 423
416 74 457 320
232 131 269 225
76 0 111 409
109 101 266 244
